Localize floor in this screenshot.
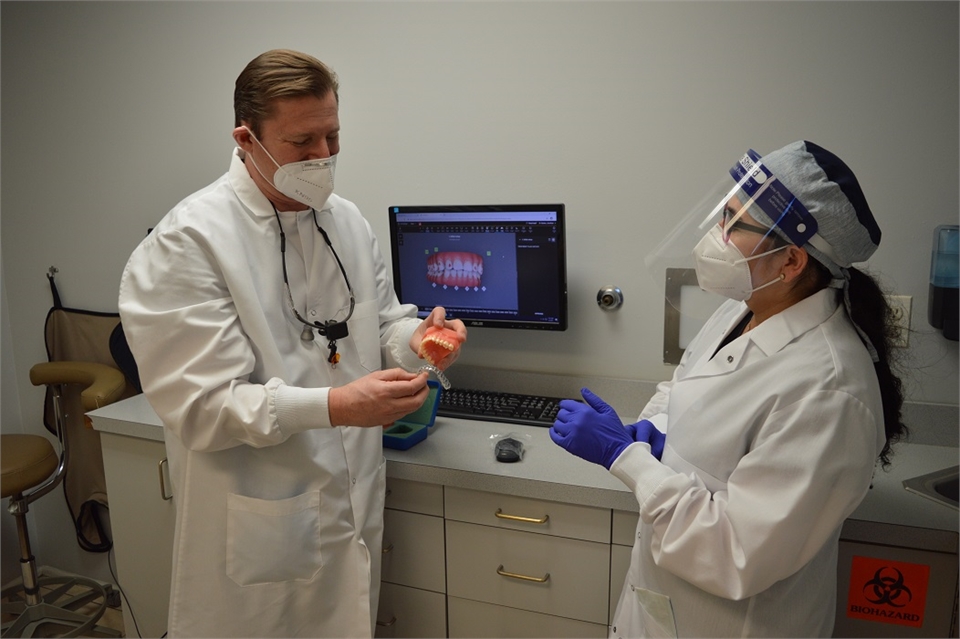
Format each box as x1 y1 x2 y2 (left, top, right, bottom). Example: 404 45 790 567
1 579 126 638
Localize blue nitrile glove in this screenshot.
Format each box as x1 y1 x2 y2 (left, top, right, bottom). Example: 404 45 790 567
549 388 633 469
629 419 665 460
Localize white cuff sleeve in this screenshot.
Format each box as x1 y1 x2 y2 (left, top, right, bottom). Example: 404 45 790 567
273 383 332 434
610 443 678 514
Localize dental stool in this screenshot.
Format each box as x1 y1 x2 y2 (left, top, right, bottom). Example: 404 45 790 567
1 362 126 638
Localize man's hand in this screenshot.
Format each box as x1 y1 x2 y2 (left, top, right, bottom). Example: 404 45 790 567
328 369 429 427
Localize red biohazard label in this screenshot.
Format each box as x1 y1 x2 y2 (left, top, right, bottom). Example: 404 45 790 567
846 555 930 628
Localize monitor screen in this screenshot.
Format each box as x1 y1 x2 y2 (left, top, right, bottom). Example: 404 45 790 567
388 204 567 331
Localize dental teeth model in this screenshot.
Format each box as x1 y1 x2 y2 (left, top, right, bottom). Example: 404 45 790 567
417 326 463 367
415 325 462 390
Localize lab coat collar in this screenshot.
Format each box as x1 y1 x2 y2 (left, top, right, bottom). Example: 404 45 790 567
228 149 336 218
747 288 840 357
229 148 279 218
693 289 840 379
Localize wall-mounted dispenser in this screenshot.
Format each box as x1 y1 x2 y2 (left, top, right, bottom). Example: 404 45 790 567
928 224 958 341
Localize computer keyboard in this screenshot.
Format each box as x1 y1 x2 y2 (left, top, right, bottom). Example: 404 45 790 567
437 387 574 427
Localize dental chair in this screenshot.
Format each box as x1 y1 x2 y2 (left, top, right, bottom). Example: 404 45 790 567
1 362 126 638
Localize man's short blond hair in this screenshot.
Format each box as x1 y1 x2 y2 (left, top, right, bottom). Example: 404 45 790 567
234 49 339 136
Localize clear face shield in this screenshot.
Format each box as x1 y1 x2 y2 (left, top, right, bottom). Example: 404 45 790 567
644 149 819 320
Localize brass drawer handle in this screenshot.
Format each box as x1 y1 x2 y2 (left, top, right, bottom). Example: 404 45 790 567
495 508 549 525
497 564 550 583
376 616 397 627
158 458 173 501
382 543 394 554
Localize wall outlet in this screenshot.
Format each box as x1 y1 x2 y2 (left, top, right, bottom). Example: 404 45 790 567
886 295 912 348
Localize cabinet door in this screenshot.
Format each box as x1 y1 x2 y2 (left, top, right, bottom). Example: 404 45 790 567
377 582 447 638
609 544 631 625
446 520 610 624
834 539 959 638
382 508 445 593
99 433 175 639
448 596 607 638
612 510 639 546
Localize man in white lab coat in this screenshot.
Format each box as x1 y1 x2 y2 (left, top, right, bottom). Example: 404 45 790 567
118 49 466 637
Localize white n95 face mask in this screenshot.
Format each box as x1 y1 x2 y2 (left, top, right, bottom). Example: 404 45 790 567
245 127 336 210
693 226 787 301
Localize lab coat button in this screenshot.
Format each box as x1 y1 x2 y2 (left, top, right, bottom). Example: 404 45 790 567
351 477 357 485
727 355 734 363
310 310 318 317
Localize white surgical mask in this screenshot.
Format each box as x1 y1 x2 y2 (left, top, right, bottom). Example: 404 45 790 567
693 226 787 301
245 127 336 210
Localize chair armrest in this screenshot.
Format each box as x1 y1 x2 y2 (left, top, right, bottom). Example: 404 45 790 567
29 361 127 410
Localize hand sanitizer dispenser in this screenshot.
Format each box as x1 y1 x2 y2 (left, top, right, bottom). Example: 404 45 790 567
928 225 958 341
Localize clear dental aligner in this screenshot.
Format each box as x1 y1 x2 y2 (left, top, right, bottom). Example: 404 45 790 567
418 364 452 390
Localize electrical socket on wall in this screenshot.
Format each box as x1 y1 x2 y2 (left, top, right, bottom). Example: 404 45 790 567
886 295 912 348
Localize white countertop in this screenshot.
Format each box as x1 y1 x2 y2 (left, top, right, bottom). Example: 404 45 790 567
89 393 163 441
384 415 636 510
849 443 957 533
89 394 959 532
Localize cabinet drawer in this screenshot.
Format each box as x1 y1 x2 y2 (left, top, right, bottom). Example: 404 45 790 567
612 510 639 546
386 478 443 516
446 520 609 624
445 487 610 543
376 582 447 639
448 596 607 638
382 509 445 593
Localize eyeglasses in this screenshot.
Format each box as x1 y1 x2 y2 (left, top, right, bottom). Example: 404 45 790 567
721 206 773 243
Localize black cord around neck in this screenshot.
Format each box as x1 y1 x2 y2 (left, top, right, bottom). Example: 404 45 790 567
272 205 356 362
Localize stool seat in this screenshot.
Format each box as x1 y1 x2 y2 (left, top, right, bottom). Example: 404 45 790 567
1 435 58 499
1 361 126 637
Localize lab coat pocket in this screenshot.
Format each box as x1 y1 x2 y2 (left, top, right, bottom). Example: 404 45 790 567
347 299 381 374
226 490 322 587
632 586 678 639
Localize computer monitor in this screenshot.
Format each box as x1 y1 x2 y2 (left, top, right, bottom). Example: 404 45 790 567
388 204 567 331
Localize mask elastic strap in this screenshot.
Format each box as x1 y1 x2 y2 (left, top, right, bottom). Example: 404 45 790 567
734 243 789 296
750 272 785 295
731 243 789 266
243 127 285 177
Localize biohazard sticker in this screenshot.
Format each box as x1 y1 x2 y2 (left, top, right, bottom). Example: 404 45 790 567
846 555 930 628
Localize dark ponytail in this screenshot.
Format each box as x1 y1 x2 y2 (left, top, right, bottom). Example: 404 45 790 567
845 267 908 468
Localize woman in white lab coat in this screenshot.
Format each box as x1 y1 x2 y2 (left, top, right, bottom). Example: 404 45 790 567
119 50 465 637
550 141 907 637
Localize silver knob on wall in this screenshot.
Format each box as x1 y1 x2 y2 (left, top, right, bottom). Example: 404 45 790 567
597 286 624 311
